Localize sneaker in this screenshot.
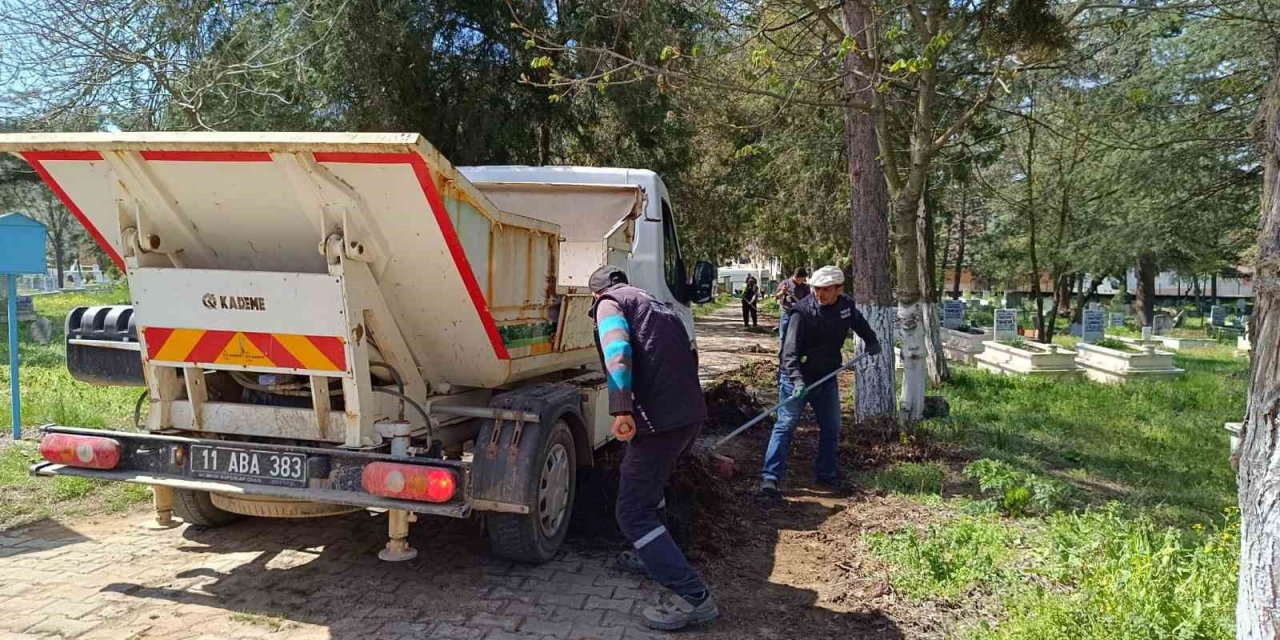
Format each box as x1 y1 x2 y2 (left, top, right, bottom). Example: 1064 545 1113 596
642 591 719 630
815 476 851 496
616 550 646 574
757 478 782 505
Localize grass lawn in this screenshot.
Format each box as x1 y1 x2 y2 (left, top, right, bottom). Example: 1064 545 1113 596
0 284 149 529
860 343 1243 639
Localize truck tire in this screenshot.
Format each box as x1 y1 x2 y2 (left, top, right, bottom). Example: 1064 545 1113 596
487 420 577 563
172 490 244 527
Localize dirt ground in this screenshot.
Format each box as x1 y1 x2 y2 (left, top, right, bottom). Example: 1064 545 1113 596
0 305 964 640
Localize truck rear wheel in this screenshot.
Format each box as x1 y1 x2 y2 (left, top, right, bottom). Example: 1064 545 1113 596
487 420 577 563
172 490 244 527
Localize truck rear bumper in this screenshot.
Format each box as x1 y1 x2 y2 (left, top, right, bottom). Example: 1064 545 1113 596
30 426 472 518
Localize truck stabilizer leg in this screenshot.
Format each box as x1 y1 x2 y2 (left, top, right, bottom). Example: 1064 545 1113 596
142 485 181 530
379 509 418 562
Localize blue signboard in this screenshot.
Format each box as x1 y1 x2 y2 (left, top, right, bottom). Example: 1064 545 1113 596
0 212 48 439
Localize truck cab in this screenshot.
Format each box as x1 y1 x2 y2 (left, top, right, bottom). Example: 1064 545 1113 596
459 166 700 343
3 132 716 564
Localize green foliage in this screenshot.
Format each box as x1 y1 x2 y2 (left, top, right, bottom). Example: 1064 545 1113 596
1093 337 1135 352
867 516 1018 600
969 506 1237 640
931 346 1242 525
963 459 1070 516
866 461 948 496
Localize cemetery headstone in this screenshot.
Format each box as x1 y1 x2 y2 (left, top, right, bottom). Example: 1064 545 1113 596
994 309 1018 342
28 317 52 345
1152 313 1173 335
1082 308 1106 344
1142 326 1154 341
943 299 965 330
1109 312 1125 328
1211 305 1226 326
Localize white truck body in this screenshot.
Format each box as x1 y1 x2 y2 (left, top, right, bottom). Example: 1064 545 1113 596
4 132 713 563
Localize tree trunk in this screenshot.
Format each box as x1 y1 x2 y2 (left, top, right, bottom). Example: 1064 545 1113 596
952 193 966 299
1136 250 1157 327
842 0 895 422
53 231 65 291
1071 275 1104 325
1237 74 1280 639
1212 272 1219 302
918 194 950 384
1043 270 1070 343
895 190 927 422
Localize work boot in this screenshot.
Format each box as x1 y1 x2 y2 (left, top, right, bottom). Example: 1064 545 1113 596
616 550 646 574
757 478 782 505
642 591 719 631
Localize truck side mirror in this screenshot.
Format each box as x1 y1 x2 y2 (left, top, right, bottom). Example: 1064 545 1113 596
691 261 716 304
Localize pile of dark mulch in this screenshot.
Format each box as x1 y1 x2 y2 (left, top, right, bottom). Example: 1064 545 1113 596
702 378 767 437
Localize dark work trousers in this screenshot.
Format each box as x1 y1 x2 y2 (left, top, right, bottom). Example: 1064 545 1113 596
616 422 707 598
742 301 758 327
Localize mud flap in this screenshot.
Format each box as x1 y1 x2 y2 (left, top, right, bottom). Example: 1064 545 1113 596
471 383 583 508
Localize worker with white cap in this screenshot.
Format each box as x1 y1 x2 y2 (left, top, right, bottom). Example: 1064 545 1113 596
761 265 882 501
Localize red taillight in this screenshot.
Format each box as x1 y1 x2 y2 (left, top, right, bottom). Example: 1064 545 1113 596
362 462 456 503
39 434 121 470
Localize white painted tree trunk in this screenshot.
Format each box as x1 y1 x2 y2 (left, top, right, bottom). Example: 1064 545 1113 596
898 302 927 421
1237 73 1280 640
856 303 897 421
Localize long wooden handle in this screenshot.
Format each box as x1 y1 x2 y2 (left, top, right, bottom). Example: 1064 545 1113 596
712 352 870 450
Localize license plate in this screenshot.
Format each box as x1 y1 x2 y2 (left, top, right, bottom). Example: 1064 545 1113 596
189 445 307 488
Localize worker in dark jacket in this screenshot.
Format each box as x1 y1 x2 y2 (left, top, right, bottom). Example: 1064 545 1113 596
741 275 759 328
588 265 717 631
761 265 881 501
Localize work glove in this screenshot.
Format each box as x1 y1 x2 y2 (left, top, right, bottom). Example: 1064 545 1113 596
864 341 882 356
790 382 808 401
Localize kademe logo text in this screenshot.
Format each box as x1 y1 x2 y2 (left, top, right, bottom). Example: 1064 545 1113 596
202 293 267 311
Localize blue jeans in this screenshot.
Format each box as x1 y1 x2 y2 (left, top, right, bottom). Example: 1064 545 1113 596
763 374 843 484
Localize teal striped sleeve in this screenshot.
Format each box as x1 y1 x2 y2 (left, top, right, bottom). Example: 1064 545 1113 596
595 300 634 415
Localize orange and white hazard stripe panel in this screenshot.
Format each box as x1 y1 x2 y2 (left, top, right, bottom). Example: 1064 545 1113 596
143 327 348 373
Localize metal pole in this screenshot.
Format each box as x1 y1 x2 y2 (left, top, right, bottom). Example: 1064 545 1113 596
7 275 19 440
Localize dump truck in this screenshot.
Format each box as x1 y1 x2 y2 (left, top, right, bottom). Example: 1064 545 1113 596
2 132 715 563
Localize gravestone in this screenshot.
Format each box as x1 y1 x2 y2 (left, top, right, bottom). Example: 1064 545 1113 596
1152 313 1173 335
1141 326 1154 341
1232 315 1245 329
1082 309 1106 344
28 317 52 345
994 309 1018 342
1211 305 1226 326
1109 312 1125 328
943 299 966 330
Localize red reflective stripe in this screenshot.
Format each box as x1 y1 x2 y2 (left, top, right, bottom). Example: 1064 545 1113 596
243 332 306 370
186 330 235 363
143 327 175 360
307 336 347 371
312 151 510 361
20 151 103 161
19 152 124 270
311 152 417 164
408 156 510 360
140 150 272 162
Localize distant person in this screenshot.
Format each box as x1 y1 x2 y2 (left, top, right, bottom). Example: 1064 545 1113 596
588 265 718 631
762 266 881 501
774 267 811 342
741 275 759 328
